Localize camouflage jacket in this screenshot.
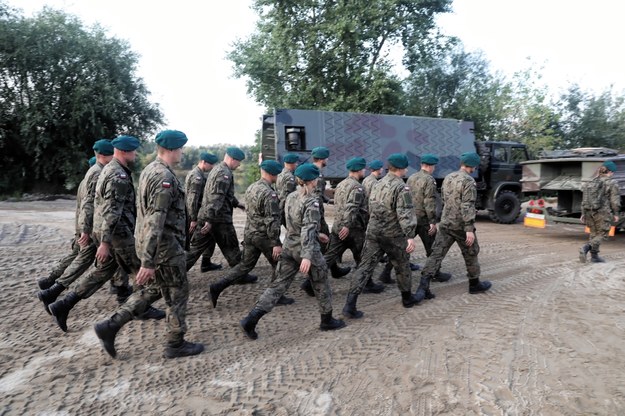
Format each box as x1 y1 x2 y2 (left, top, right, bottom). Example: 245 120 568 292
406 169 438 225
136 158 187 268
314 172 330 204
332 176 367 233
440 170 476 232
603 176 621 214
583 175 621 215
284 190 321 259
75 162 103 234
184 165 206 222
276 167 297 215
94 157 136 244
198 161 240 224
367 173 417 238
362 174 379 197
244 178 282 246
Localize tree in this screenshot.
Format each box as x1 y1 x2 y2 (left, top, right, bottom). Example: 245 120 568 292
0 4 163 194
228 0 452 114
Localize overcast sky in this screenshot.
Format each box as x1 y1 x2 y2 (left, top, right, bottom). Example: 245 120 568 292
8 0 625 147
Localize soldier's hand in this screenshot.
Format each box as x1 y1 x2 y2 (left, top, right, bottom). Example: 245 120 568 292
428 224 437 236
338 226 349 240
465 231 475 247
189 221 197 234
200 221 212 235
237 204 246 211
614 215 619 223
136 267 156 286
406 238 416 253
299 258 312 274
96 242 111 263
272 245 282 261
77 232 91 248
318 233 329 244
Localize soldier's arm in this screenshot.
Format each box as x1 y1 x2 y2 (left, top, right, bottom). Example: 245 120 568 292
609 180 621 215
186 174 203 222
78 171 97 234
396 184 418 238
424 177 438 224
263 190 282 246
139 174 172 269
460 179 477 231
198 175 227 223
99 175 129 244
300 199 321 259
342 185 364 229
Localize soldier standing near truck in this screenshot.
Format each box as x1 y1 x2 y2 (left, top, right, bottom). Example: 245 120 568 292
579 160 620 263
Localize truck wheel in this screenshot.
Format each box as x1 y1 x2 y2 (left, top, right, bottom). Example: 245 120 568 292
489 191 521 224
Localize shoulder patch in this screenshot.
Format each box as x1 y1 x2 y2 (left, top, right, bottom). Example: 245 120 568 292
404 186 410 191
313 202 319 207
271 193 277 198
162 181 171 188
289 177 295 181
119 172 127 179
195 176 202 181
223 175 229 180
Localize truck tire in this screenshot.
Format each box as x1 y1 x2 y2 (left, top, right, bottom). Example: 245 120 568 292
489 190 521 224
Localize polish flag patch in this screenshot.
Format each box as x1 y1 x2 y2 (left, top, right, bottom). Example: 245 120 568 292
162 181 171 188
224 175 229 179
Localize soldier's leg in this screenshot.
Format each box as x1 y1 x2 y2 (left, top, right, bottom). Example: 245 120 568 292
589 212 610 262
211 223 242 267
39 236 81 289
417 224 435 257
309 252 345 330
200 234 221 272
186 228 213 271
416 229 456 299
342 238 382 319
452 229 491 293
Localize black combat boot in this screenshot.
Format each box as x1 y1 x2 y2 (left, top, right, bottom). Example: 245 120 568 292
94 317 122 358
401 291 425 308
234 273 258 285
342 293 364 319
579 244 590 263
300 279 315 297
276 295 295 305
49 291 81 332
163 340 205 359
209 278 231 308
200 256 222 273
319 312 346 331
362 277 385 294
330 264 351 279
590 251 605 263
115 285 133 305
240 308 267 340
378 263 395 284
137 306 166 320
432 271 452 282
37 282 66 315
37 276 56 290
469 278 492 294
415 276 436 300
409 262 421 271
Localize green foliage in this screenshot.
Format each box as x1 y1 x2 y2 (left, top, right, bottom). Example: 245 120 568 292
0 4 163 194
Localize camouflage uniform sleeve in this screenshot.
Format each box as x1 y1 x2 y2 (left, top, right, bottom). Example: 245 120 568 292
338 184 364 229
395 183 417 238
99 173 129 244
460 176 477 232
423 176 438 224
608 179 621 215
263 189 282 246
198 174 228 223
185 173 203 222
139 172 174 269
78 171 97 233
301 198 321 260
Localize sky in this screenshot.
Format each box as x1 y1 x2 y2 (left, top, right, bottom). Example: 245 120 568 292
8 0 625 147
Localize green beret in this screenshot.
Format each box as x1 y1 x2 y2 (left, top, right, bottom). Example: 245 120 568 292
295 163 320 181
421 153 439 165
311 146 330 159
346 157 366 172
460 152 481 167
260 160 283 176
369 160 383 170
603 160 617 172
88 156 97 167
200 152 219 164
283 153 299 164
112 135 141 151
226 146 246 161
387 153 409 169
155 130 188 150
92 139 114 156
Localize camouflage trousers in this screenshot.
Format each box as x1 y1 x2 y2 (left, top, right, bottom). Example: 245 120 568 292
421 227 480 280
222 233 278 284
349 234 412 294
256 249 332 314
324 227 365 268
186 222 241 270
49 235 80 280
585 209 612 252
416 222 435 257
112 256 189 346
73 234 139 299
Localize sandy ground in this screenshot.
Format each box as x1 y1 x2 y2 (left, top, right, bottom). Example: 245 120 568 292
1 200 624 415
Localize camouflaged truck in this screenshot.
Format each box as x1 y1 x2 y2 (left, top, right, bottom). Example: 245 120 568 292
521 147 625 226
261 108 530 224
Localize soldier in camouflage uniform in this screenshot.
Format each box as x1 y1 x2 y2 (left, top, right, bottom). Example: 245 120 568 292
362 159 384 197
240 163 346 340
95 130 204 359
342 154 424 319
324 157 384 293
185 147 256 283
185 152 222 272
416 152 492 298
405 154 452 282
276 153 299 226
579 160 620 263
48 136 164 332
209 160 295 307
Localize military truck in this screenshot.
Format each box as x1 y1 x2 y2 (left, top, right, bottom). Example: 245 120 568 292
261 108 530 224
521 147 625 227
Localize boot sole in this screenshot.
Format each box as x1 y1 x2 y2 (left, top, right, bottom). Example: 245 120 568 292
94 324 117 358
320 321 346 331
163 344 204 359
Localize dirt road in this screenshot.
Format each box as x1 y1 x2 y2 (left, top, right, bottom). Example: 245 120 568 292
1 200 624 415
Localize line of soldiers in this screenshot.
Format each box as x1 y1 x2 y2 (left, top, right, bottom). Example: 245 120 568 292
35 135 493 358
